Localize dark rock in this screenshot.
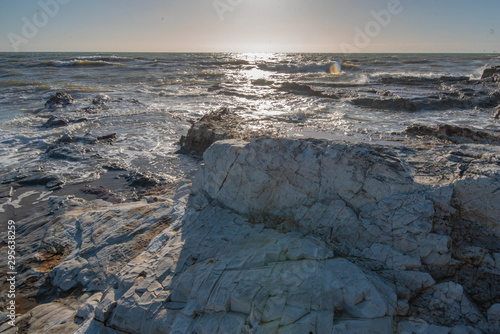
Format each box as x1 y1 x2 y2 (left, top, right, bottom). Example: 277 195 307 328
377 90 397 97
92 95 110 105
72 117 88 124
405 124 500 145
0 184 13 198
103 163 127 171
96 133 117 144
125 171 163 188
414 96 473 110
207 84 223 92
44 92 73 110
16 172 66 190
0 172 19 185
46 178 66 190
179 107 276 156
45 133 116 161
456 264 500 311
380 75 470 86
494 107 500 120
278 82 327 98
482 66 500 79
54 133 116 146
45 145 93 161
80 185 126 204
42 116 69 128
352 97 417 112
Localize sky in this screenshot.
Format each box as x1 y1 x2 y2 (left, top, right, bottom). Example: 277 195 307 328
0 0 499 53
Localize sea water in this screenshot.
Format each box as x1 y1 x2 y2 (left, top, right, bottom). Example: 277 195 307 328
0 52 499 184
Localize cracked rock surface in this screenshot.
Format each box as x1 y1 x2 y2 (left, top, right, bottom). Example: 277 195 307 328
67 137 499 333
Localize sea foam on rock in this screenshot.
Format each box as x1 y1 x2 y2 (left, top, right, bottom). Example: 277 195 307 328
75 137 499 333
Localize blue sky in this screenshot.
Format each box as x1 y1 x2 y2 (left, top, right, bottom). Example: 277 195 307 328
0 0 499 52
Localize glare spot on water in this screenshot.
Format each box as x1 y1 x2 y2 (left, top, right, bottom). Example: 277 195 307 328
329 61 342 75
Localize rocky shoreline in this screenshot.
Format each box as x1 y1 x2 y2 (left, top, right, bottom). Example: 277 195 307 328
1 129 499 333
1 65 500 333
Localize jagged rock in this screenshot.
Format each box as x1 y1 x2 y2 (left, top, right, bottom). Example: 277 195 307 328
80 95 111 113
352 97 417 111
44 92 74 110
405 124 500 145
125 171 164 188
179 108 244 156
179 108 276 156
482 66 500 79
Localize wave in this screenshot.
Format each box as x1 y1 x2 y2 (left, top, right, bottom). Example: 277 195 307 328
74 55 133 62
45 59 123 67
39 56 130 67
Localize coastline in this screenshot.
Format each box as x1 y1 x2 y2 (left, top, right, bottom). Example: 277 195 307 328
0 55 500 333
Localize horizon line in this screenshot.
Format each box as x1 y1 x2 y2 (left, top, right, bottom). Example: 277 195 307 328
1 51 499 55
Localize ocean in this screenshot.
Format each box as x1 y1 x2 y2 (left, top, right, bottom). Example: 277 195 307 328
0 52 499 190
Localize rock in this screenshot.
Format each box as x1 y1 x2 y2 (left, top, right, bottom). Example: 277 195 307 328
494 107 500 120
42 116 88 128
92 94 110 105
44 92 73 110
45 133 116 161
80 185 126 204
277 82 328 98
72 138 497 333
76 293 103 321
352 97 417 111
487 303 500 324
11 137 500 333
79 95 111 113
3 302 81 334
15 172 66 190
0 184 13 198
409 282 486 329
405 124 500 145
125 171 164 188
95 133 117 144
179 107 276 156
482 66 500 79
179 108 244 156
42 116 69 128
